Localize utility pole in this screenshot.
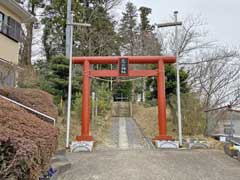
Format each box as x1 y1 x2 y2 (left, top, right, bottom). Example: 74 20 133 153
66 0 72 58
174 11 183 147
110 64 113 91
66 0 73 149
91 92 95 128
65 0 91 148
156 11 183 146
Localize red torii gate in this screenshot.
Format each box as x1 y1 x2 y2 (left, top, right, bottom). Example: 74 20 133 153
72 56 176 142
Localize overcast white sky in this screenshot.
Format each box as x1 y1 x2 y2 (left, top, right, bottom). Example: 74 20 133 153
118 0 240 47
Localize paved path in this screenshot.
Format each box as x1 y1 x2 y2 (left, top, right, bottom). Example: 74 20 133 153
110 117 148 150
118 118 129 149
60 149 240 180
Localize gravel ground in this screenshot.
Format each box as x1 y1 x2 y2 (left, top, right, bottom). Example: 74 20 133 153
59 149 240 180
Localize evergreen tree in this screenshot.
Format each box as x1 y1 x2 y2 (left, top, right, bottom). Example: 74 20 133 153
42 0 120 59
113 81 132 101
39 0 121 113
138 6 155 102
42 0 67 60
119 2 138 55
136 6 189 102
146 65 190 101
139 6 152 32
73 0 120 56
139 6 158 55
35 56 82 104
117 2 139 101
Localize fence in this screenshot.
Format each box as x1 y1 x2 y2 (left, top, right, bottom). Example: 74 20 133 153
206 106 240 137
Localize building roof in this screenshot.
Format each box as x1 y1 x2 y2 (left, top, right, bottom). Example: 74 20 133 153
0 0 37 23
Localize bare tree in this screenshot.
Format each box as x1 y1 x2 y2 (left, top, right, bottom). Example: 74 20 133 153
17 0 46 66
189 48 240 109
157 14 240 111
156 15 213 59
102 0 122 11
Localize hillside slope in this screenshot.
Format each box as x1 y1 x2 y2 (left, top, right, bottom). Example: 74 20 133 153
0 88 58 180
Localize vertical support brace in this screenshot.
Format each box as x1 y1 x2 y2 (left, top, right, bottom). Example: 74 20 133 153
154 60 172 141
76 60 93 141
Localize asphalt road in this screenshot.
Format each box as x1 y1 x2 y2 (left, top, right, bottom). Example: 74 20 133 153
59 149 240 180
60 115 240 180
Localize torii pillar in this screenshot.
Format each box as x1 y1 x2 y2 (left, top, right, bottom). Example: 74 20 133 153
76 60 93 141
153 60 172 140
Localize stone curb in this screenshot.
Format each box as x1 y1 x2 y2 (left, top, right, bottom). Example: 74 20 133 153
50 161 71 180
47 149 71 180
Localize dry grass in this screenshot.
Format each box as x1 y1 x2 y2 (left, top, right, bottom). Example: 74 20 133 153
56 111 113 149
56 104 223 150
207 137 224 150
56 112 81 149
132 104 177 139
133 104 224 149
92 113 114 148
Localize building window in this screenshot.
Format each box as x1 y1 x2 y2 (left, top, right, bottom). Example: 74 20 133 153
0 11 21 42
0 12 3 32
7 17 21 42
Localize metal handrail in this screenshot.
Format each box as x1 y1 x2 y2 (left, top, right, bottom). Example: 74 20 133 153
0 94 56 125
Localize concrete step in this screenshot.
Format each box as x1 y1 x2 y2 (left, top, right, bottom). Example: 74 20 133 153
112 102 131 117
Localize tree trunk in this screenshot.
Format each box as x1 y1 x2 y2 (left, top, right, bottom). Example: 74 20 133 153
21 23 33 66
204 97 211 136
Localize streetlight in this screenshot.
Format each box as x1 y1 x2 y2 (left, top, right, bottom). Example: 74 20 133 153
156 11 183 146
66 0 91 148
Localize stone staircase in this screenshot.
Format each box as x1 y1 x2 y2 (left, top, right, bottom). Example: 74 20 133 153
112 102 131 117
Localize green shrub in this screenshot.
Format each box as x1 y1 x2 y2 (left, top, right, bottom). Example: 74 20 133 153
72 83 112 118
94 83 112 115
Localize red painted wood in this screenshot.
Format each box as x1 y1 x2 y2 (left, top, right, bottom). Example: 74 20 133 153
129 70 158 77
76 60 93 141
72 56 176 64
153 135 173 141
90 70 158 77
90 70 119 77
155 60 172 140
